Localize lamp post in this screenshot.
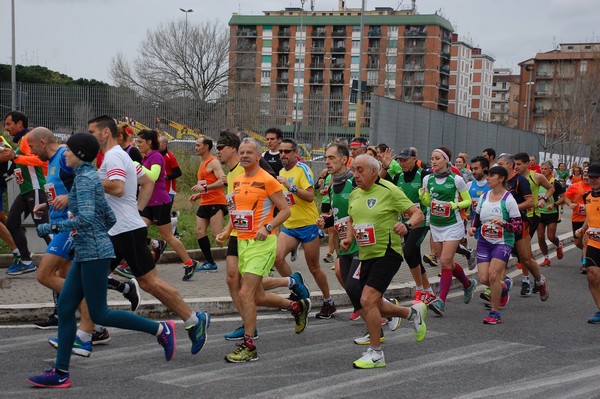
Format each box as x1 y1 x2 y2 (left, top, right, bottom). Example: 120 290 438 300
355 0 365 137
180 8 193 61
524 64 534 131
11 0 17 110
293 0 306 141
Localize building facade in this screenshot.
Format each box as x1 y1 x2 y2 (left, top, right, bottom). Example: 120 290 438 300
491 68 520 128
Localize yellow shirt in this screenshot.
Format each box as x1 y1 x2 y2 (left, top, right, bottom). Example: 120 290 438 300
226 163 245 237
279 162 319 229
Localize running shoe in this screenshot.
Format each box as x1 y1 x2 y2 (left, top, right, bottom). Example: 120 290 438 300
353 348 386 369
186 312 210 355
6 260 36 276
480 288 491 302
413 290 424 304
331 264 336 270
157 320 176 361
196 261 218 272
537 277 549 301
48 336 92 357
557 242 564 260
422 292 437 306
587 311 600 324
224 325 259 341
466 248 476 270
581 266 588 274
92 328 111 345
114 263 133 279
517 261 523 270
520 280 531 296
183 260 200 281
540 258 551 267
354 329 385 345
499 277 512 307
123 278 141 312
316 301 336 319
26 368 71 389
290 272 310 300
463 278 477 304
385 297 402 331
532 279 540 294
422 254 439 267
349 311 361 321
293 299 311 334
152 239 168 264
483 310 502 325
34 314 58 329
225 343 258 363
290 247 298 262
410 302 427 342
428 298 445 316
322 253 334 263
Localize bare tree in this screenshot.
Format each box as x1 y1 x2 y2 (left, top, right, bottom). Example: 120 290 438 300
110 20 230 103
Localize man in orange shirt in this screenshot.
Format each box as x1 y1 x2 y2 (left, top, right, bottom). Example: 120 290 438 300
190 136 227 272
217 138 310 362
567 167 592 273
576 163 600 323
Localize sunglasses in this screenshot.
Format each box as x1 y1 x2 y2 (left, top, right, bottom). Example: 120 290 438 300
279 149 294 154
216 144 227 151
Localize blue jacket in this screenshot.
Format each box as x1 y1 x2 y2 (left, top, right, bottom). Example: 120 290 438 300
48 162 116 262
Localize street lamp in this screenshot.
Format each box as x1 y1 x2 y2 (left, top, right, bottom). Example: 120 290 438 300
11 0 17 110
523 64 534 131
293 0 306 141
355 0 365 137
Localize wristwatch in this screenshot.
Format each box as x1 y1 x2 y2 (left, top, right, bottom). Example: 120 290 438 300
289 184 299 194
51 223 59 234
403 221 413 233
264 224 273 233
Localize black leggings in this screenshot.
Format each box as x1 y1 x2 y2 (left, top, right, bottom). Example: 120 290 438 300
6 190 50 260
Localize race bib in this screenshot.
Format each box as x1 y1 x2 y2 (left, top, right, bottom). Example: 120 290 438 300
431 199 451 217
481 223 503 239
44 182 57 205
14 168 24 185
284 192 296 206
588 227 600 243
226 193 235 213
354 223 376 246
577 203 587 216
231 210 254 232
334 216 349 240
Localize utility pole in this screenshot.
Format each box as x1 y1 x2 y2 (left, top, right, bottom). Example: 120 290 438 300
11 0 17 110
294 0 306 141
355 0 365 137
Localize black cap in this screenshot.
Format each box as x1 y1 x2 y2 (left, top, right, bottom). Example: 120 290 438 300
66 133 100 162
587 163 600 177
397 148 417 159
488 165 508 178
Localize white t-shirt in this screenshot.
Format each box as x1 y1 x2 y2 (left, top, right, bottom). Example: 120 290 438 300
97 145 147 236
475 191 521 245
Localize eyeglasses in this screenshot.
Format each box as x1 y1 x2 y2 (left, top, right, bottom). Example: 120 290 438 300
279 149 294 154
216 144 227 151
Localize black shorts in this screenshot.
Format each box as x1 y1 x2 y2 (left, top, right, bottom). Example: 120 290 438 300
109 227 156 278
539 212 559 226
528 215 540 238
227 235 238 257
359 252 402 295
339 252 362 310
572 221 584 235
196 204 228 219
585 246 600 268
140 202 173 226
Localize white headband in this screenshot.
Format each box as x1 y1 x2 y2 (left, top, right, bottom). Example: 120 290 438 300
433 148 450 163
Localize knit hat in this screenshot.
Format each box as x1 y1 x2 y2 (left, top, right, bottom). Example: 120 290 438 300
66 133 100 162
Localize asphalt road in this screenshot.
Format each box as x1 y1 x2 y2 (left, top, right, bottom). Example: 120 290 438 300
2 243 599 399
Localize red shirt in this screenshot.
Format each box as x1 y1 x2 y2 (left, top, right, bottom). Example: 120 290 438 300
163 151 179 194
528 165 541 173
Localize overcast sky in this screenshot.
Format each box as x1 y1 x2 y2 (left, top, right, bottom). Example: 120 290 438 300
1 0 598 83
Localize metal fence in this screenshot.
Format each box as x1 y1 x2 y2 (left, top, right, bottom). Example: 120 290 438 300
370 95 590 164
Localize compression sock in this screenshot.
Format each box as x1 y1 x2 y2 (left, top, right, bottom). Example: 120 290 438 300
439 269 453 301
452 263 470 287
197 236 214 263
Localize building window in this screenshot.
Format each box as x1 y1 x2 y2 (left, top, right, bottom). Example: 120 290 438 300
351 56 360 64
580 60 588 73
261 71 271 78
388 39 398 48
262 55 272 63
263 39 272 47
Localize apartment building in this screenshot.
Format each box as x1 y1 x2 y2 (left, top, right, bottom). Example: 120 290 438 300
228 5 454 132
490 68 520 128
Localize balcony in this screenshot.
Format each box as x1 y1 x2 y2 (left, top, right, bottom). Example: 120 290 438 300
440 83 450 90
536 72 553 79
313 30 326 37
276 77 289 84
332 30 346 37
276 61 290 68
404 46 425 54
277 45 291 53
368 47 380 54
312 47 325 54
404 94 423 102
404 63 424 71
441 52 451 61
533 108 551 115
441 31 452 42
310 62 325 69
330 61 345 69
330 76 345 84
278 28 291 37
440 65 450 74
237 29 257 37
535 90 549 97
438 98 449 106
406 29 426 37
367 62 380 69
368 28 382 37
236 44 257 52
403 79 424 86
309 77 325 84
332 46 347 53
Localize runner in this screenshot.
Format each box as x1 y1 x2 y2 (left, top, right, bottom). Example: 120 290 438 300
575 163 600 323
565 167 592 273
274 138 335 319
537 161 566 267
341 154 427 369
420 149 476 316
497 153 549 300
469 166 522 324
217 138 310 362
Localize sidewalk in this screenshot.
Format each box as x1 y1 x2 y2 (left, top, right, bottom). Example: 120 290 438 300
0 208 576 324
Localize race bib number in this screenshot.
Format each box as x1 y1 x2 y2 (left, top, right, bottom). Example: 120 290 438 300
14 168 24 185
354 223 376 246
352 262 362 280
226 193 235 213
431 199 451 217
198 180 207 195
231 210 254 232
588 228 600 243
284 192 296 206
577 203 587 216
481 223 503 239
44 183 57 205
334 216 349 240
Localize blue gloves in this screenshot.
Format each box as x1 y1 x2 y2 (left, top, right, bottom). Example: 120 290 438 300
37 223 52 237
